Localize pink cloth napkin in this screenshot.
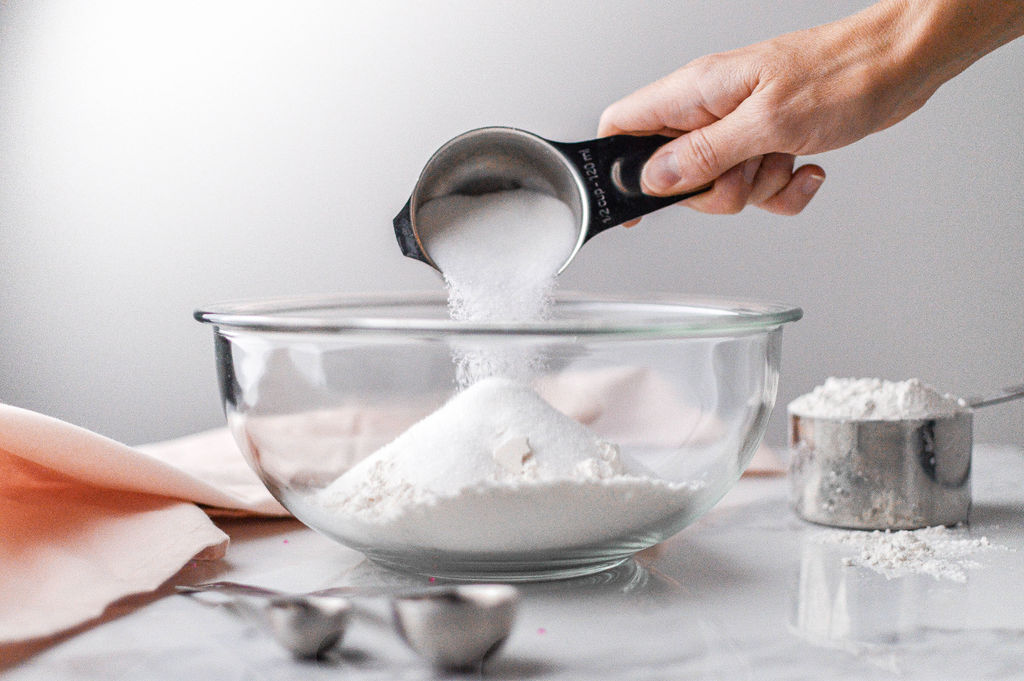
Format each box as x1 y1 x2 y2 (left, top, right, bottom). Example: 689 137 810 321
0 404 285 645
536 367 784 475
0 370 783 647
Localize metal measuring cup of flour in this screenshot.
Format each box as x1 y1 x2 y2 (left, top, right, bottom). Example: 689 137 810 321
393 126 710 273
788 384 1024 530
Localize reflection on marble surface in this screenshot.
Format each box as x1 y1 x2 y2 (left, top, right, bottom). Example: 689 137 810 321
786 446 1024 677
791 534 931 647
4 445 1023 680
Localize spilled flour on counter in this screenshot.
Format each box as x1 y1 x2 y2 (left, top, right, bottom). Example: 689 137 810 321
815 525 1004 582
788 377 968 421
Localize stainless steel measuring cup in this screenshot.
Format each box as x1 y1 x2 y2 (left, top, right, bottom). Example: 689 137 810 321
788 383 1024 530
393 126 709 273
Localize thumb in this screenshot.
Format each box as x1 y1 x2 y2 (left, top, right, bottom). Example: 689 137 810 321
641 109 767 196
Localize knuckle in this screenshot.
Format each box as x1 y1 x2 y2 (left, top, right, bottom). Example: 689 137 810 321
765 106 802 150
683 129 722 180
683 53 718 76
740 88 790 149
677 52 730 95
764 197 802 216
692 182 747 215
721 195 747 215
597 107 617 134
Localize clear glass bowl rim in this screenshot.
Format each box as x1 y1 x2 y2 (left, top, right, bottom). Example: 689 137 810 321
194 291 802 338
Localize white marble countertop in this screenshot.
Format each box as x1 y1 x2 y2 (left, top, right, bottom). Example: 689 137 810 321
6 444 1023 680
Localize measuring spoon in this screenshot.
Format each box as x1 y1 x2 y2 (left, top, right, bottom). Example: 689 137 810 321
177 583 353 658
177 581 518 668
391 584 518 671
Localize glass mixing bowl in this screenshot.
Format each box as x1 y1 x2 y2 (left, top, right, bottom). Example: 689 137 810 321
195 292 801 581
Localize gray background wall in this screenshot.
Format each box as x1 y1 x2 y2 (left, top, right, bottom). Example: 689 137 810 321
1 1 1021 447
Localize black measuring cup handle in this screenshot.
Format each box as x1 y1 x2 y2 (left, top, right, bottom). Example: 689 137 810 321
393 198 428 265
552 134 711 241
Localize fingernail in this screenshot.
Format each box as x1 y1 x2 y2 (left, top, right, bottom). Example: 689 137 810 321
802 173 826 194
742 156 762 185
642 151 682 193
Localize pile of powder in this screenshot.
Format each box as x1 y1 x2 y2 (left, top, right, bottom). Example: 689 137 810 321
416 188 578 323
318 377 626 515
788 377 967 421
310 377 703 553
815 525 1000 582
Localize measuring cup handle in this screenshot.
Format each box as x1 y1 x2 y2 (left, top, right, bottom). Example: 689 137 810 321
552 134 711 240
393 199 433 267
967 383 1024 409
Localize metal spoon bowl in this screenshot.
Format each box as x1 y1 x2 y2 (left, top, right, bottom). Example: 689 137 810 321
261 595 352 659
392 584 519 671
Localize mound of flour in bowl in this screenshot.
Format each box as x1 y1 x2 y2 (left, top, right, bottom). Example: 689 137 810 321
311 377 704 553
788 377 967 421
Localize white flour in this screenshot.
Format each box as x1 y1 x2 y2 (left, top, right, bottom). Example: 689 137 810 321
311 377 703 553
788 377 967 421
318 377 628 516
816 525 1001 582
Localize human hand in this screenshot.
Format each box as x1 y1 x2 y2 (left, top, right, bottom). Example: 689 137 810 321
599 0 1024 218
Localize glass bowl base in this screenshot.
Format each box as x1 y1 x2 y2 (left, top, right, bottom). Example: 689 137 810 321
361 550 637 583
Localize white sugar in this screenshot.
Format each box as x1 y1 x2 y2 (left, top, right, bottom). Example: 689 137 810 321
417 188 578 323
417 188 579 387
788 377 967 421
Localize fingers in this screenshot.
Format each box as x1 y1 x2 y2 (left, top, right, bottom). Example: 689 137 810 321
757 164 825 215
678 156 761 215
621 157 824 219
598 56 751 139
602 68 767 197
598 58 823 219
640 103 769 196
678 157 825 215
748 153 795 206
598 72 716 139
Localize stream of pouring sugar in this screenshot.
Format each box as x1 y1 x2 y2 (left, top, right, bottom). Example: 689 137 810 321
416 188 578 385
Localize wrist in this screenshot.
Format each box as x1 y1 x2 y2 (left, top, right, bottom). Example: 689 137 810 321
885 0 1024 93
